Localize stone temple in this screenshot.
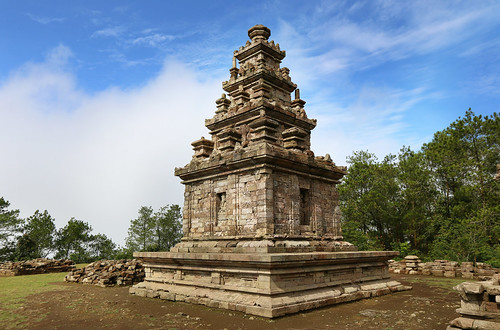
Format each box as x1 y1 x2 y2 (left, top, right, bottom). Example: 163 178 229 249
130 25 409 317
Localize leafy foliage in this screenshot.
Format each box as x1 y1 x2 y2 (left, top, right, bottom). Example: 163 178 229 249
15 234 37 261
339 110 500 266
88 233 117 260
0 198 24 261
126 206 156 252
126 204 182 252
54 218 94 262
153 204 182 251
0 198 181 262
22 210 56 259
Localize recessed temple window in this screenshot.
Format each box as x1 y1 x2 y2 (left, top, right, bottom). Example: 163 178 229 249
299 188 310 225
216 192 226 225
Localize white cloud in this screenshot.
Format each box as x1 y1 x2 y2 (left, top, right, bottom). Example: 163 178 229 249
0 47 222 246
279 2 498 79
92 26 126 38
131 33 176 47
26 13 65 24
272 1 499 165
309 86 430 165
463 74 500 96
105 50 156 67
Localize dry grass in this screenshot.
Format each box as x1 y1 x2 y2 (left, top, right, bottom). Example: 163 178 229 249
0 272 68 328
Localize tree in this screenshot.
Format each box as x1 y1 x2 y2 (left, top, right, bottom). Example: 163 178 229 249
54 218 93 262
1 199 121 263
423 110 500 264
0 197 24 261
339 109 499 265
126 206 155 252
153 204 182 251
15 234 37 261
113 246 134 259
23 210 56 258
88 233 116 260
397 147 437 254
338 151 399 250
125 204 182 252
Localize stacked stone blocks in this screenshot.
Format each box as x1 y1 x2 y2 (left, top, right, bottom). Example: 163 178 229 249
389 255 499 280
65 259 145 287
0 258 74 276
448 274 500 329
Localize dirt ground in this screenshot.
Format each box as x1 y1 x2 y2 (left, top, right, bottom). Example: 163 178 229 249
19 274 462 330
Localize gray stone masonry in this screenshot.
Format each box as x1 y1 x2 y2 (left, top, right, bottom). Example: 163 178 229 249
447 274 500 330
389 256 499 280
172 24 349 248
0 258 74 276
130 24 409 317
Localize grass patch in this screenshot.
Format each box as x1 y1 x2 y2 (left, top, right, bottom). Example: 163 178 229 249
403 276 475 292
0 272 68 328
75 263 89 269
65 299 84 310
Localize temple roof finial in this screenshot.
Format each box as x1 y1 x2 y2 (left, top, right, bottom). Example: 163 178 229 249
248 24 271 42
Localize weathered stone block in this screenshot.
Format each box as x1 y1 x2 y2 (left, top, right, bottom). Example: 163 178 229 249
449 317 474 328
461 299 482 311
159 292 175 301
444 271 456 278
432 270 444 277
462 283 484 294
483 301 499 312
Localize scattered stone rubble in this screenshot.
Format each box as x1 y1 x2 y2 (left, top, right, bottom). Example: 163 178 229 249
448 274 500 330
65 259 144 287
389 255 499 280
0 258 75 276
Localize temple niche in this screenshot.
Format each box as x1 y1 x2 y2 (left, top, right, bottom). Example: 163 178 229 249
130 25 409 318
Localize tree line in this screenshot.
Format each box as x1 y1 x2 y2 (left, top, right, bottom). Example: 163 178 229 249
0 200 182 263
339 110 499 266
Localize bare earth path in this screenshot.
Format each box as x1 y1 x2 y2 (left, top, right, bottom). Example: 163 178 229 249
19 274 461 329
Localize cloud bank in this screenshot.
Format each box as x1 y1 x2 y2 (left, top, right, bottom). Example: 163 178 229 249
0 45 221 245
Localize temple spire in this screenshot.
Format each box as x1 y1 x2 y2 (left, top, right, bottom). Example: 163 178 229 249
248 24 271 42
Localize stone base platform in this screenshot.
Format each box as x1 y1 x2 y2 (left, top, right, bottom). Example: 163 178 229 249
130 251 411 318
171 238 357 253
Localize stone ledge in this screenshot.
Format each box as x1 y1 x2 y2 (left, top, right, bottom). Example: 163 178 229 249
130 279 410 318
134 250 399 266
171 238 356 253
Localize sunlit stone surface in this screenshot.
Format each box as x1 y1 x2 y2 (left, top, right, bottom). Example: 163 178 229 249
130 25 409 318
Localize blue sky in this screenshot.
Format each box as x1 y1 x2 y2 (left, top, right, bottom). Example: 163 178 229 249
1 1 499 246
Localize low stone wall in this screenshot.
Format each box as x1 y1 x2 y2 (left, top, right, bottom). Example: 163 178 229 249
65 259 145 287
447 274 500 329
389 255 499 280
0 258 75 276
